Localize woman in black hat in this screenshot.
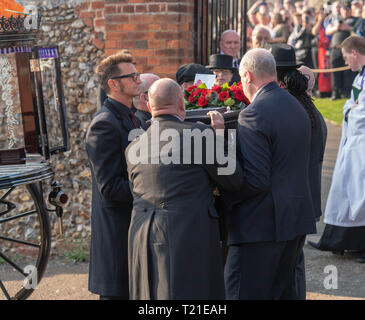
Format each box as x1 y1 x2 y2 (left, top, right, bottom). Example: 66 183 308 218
270 43 328 299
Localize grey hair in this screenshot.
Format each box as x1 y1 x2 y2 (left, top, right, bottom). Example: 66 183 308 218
221 29 240 39
139 73 160 93
239 48 277 79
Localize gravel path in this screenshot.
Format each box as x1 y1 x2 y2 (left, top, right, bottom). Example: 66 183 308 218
23 257 364 300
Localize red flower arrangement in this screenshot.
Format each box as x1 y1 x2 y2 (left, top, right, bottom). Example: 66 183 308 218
184 82 250 110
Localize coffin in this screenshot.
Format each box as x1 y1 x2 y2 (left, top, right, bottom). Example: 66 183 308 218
185 104 245 130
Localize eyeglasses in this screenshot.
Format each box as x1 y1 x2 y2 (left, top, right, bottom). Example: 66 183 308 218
111 72 140 82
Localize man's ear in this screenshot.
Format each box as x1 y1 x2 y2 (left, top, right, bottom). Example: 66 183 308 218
147 101 152 114
242 70 253 84
248 70 254 83
141 92 148 104
178 97 186 120
107 79 116 92
352 49 359 58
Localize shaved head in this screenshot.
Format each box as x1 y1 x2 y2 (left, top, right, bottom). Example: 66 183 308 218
148 78 185 119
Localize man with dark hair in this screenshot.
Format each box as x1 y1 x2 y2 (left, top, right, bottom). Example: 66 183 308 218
271 44 327 299
86 51 142 299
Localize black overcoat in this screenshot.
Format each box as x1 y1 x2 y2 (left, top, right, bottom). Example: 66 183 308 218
126 115 245 300
86 97 139 297
227 82 317 245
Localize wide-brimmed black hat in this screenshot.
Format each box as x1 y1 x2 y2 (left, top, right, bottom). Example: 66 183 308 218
175 63 213 85
269 43 303 69
206 54 237 71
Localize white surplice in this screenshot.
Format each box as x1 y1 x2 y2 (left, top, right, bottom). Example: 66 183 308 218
324 70 365 227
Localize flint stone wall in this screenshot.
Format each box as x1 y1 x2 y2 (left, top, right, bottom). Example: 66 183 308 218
38 1 104 243
1 0 104 248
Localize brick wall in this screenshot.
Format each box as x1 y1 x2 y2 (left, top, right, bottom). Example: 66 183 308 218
76 0 196 79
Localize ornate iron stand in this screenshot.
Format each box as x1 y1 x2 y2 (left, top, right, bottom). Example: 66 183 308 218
0 11 69 300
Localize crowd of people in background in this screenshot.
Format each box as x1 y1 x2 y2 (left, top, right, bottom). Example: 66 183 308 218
85 0 365 301
240 0 365 100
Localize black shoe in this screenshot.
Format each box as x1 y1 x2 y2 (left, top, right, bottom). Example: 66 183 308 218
330 94 340 101
357 254 365 263
307 240 324 250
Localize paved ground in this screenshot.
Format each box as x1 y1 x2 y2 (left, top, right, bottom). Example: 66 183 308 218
304 121 365 299
2 121 364 300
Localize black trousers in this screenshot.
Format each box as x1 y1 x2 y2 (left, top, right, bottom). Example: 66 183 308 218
224 235 306 300
295 248 306 300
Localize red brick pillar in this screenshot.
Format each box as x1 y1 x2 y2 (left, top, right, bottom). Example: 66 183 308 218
76 0 106 50
77 0 196 80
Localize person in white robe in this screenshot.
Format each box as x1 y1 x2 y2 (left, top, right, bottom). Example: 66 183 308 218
308 35 365 263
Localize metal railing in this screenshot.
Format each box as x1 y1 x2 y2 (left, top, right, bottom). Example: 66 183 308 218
194 0 248 65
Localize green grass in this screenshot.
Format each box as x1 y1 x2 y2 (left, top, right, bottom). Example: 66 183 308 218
63 241 89 263
313 98 347 125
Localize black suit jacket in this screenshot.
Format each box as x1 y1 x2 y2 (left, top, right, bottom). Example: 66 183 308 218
231 58 241 85
126 115 245 299
227 82 317 245
134 109 151 130
85 97 140 296
231 69 241 85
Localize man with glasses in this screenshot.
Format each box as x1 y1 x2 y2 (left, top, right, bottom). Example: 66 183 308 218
86 50 142 300
132 73 160 129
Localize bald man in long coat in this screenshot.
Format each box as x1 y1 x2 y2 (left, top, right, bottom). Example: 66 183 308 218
126 79 245 300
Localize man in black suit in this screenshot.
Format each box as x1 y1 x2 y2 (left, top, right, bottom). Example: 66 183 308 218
224 48 317 300
220 29 241 84
126 78 245 299
86 51 142 300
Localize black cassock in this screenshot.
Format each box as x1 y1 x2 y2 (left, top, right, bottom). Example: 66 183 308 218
86 97 140 297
